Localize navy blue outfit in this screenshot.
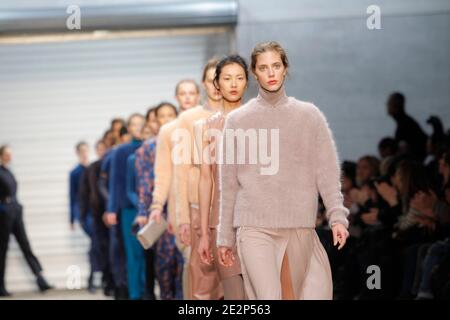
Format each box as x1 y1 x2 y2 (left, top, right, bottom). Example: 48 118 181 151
69 164 85 225
122 154 146 299
107 139 143 296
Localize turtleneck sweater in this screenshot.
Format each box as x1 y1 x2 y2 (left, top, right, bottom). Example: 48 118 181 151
216 86 349 248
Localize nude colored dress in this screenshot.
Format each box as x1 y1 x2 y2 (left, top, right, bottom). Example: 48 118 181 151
204 112 242 280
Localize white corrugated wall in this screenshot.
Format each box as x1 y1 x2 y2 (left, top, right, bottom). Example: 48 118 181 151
0 28 232 292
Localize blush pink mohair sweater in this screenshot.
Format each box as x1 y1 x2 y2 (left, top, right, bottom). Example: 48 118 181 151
217 86 349 248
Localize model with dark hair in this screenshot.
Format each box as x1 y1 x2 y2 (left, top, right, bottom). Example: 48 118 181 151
135 103 184 300
172 59 225 299
197 55 249 300
145 81 197 299
104 113 145 300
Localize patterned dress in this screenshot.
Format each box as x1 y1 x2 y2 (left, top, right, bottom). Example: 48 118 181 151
135 138 184 300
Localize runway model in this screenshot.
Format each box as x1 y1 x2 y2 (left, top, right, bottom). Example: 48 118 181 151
217 42 350 300
196 55 249 300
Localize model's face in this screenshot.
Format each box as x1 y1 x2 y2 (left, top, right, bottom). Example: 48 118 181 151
128 116 145 140
112 121 123 133
77 144 89 163
96 142 106 159
253 50 287 92
217 63 247 103
147 111 159 136
104 132 115 148
141 126 154 141
0 147 12 165
176 82 200 111
203 67 222 102
157 105 177 127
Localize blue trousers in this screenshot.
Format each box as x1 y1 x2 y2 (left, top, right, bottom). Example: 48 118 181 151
109 216 127 289
121 207 146 300
80 212 101 273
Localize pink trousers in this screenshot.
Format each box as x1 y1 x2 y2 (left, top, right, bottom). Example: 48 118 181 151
236 226 333 300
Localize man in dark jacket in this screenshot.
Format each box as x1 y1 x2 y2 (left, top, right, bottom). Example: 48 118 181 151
387 92 428 162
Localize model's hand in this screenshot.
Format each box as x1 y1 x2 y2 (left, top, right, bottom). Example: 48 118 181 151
331 223 349 250
208 113 225 131
149 209 162 224
218 246 235 267
178 223 191 246
198 233 213 265
136 216 148 227
167 223 174 235
104 212 117 226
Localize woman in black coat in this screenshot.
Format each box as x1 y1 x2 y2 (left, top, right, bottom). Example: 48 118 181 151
0 145 52 297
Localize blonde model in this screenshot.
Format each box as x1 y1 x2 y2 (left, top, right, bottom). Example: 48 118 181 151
216 42 350 300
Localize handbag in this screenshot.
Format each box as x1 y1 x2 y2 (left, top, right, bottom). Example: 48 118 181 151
137 217 168 249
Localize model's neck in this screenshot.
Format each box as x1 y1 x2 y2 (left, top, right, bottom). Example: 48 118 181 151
205 98 222 112
79 161 89 167
179 106 189 114
258 84 288 106
222 99 241 115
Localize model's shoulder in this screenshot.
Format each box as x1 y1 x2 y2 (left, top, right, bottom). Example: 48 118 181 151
179 106 202 120
289 98 319 112
117 143 131 154
69 165 79 176
290 98 324 119
226 98 258 122
160 119 178 133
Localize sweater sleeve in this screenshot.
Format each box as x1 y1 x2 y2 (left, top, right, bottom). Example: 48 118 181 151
151 126 172 211
174 116 192 226
217 116 239 248
314 108 349 228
